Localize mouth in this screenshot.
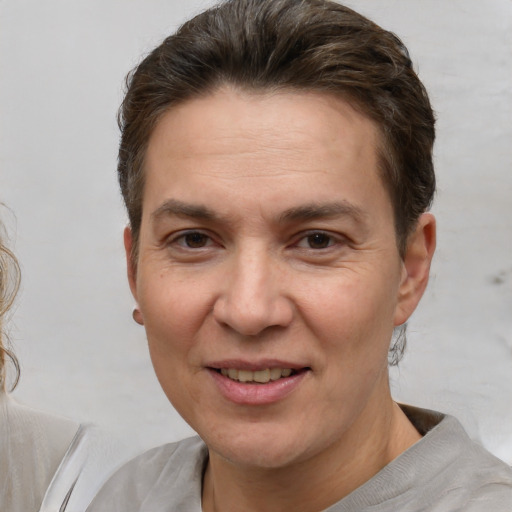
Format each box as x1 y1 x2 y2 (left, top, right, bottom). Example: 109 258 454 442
208 364 310 404
213 367 306 384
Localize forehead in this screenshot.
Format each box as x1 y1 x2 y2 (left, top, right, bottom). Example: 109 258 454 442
147 87 378 167
142 87 392 223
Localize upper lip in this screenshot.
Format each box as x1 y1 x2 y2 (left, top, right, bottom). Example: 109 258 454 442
206 359 309 371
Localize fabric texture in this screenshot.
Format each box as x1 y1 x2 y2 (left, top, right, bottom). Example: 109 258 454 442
87 405 512 512
0 393 125 512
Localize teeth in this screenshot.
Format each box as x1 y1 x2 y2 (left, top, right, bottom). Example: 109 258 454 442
253 369 270 383
238 370 252 382
270 368 282 381
219 368 295 383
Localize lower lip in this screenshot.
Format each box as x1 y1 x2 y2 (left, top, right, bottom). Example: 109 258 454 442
208 369 308 405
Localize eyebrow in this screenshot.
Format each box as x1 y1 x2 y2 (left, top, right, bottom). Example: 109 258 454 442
278 201 367 224
151 199 367 225
151 199 219 222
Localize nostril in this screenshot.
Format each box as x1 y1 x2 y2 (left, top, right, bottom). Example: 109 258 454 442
213 293 294 337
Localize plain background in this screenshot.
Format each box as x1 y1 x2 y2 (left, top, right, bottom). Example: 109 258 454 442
1 0 511 465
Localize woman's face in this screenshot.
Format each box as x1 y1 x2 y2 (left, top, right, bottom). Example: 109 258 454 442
127 88 425 469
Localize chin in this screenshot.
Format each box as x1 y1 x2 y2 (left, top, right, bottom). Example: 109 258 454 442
201 421 316 470
217 442 303 470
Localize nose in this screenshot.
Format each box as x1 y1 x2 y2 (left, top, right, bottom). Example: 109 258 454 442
213 248 294 336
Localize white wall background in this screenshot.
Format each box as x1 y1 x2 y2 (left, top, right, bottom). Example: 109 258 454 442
1 0 511 466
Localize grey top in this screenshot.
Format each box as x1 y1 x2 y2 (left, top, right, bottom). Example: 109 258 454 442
87 406 512 511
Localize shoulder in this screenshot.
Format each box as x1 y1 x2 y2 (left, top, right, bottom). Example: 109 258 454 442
437 426 512 510
1 395 127 512
0 393 80 454
42 423 128 511
0 393 80 512
402 405 512 510
87 436 207 512
332 405 512 512
101 435 206 486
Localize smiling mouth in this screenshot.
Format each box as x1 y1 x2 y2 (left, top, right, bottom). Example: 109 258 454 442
215 368 305 384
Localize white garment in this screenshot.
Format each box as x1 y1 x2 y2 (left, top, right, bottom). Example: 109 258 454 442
0 393 124 512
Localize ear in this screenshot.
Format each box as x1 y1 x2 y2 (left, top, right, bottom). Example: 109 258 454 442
394 213 436 326
124 225 140 306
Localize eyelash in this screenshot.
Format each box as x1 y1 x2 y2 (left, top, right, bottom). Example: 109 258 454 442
167 229 344 252
293 231 342 250
168 230 216 250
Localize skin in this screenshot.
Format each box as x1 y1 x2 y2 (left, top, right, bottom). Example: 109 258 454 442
126 87 436 512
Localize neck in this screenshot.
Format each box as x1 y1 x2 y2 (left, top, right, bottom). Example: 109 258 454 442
202 389 421 512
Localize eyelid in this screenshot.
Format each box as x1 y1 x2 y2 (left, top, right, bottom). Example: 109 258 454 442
293 230 347 249
164 228 347 250
166 229 216 248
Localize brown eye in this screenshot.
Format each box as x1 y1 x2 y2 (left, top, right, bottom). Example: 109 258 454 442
306 232 332 249
183 232 210 248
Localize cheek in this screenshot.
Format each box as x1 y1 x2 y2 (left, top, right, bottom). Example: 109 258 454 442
139 278 208 408
308 275 396 405
140 266 212 319
304 269 398 334
138 272 211 359
299 269 399 381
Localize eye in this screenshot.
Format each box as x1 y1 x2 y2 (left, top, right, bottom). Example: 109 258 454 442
296 231 337 249
173 231 213 249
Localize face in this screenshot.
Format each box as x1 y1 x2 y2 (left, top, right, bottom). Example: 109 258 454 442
127 88 432 470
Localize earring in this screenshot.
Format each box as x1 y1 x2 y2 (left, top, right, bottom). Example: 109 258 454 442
132 307 144 325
